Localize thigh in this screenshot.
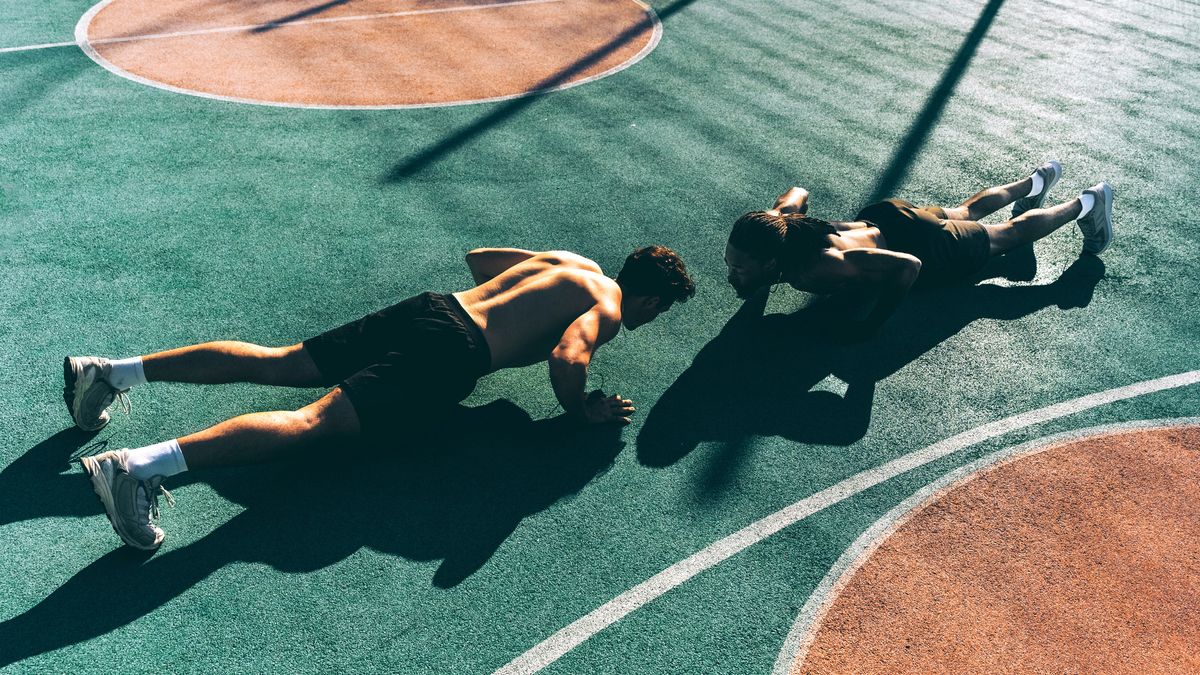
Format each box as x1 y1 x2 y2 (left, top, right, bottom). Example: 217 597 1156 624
980 220 1020 256
929 219 992 281
302 293 432 385
929 205 968 220
337 350 480 438
300 387 362 437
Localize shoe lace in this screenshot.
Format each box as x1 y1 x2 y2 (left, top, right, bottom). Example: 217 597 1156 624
137 480 175 523
115 389 132 417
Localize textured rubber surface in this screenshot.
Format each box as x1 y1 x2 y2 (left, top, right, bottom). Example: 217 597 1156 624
2 0 1198 672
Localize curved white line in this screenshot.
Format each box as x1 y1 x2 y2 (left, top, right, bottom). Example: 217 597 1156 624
772 416 1200 675
494 371 1200 675
87 0 565 46
74 0 663 110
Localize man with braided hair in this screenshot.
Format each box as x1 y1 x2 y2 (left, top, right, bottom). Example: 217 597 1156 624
724 161 1113 338
65 245 694 551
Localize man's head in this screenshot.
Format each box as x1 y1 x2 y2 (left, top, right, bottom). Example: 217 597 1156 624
616 245 696 329
725 211 837 298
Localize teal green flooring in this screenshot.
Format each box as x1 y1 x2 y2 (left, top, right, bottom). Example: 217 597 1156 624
2 0 1198 672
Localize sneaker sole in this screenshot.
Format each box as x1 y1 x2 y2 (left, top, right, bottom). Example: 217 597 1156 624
64 357 109 432
1087 183 1114 255
81 456 161 550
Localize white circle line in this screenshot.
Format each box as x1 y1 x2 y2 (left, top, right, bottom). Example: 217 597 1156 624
492 370 1200 675
88 0 566 47
771 416 1200 675
74 0 664 110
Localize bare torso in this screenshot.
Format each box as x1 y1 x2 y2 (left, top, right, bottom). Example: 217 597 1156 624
785 221 888 294
453 252 621 370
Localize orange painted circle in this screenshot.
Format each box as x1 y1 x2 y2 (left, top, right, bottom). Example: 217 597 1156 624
80 0 660 108
797 426 1200 674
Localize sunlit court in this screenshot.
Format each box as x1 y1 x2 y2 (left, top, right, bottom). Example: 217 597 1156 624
2 0 1198 672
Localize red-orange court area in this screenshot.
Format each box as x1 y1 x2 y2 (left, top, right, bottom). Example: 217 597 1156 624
83 0 659 106
794 425 1200 674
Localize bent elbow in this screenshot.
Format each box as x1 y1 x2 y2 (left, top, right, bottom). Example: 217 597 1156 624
904 259 922 283
549 349 589 371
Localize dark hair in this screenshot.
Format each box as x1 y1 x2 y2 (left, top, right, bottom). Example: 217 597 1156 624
728 211 837 264
616 245 696 307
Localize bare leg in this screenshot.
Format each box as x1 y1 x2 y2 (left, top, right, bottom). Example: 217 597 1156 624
982 198 1083 256
141 341 324 387
939 176 1033 221
179 388 360 470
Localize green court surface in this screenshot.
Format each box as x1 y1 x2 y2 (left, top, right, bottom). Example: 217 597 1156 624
2 0 1198 673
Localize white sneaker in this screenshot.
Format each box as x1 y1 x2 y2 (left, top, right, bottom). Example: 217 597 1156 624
1078 182 1114 255
81 449 173 550
1011 160 1062 218
63 356 128 431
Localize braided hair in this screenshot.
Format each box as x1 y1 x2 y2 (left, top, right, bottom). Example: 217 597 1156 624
728 211 838 268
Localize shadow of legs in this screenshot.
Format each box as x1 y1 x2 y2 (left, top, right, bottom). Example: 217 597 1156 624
0 428 109 527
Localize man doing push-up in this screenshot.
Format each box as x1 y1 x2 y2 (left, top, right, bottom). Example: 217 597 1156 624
65 245 695 550
723 161 1113 337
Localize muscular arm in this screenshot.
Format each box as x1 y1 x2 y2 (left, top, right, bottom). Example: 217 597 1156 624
768 186 810 215
841 249 921 338
548 303 631 424
465 248 537 284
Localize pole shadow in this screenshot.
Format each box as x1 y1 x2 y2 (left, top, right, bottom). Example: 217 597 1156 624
0 399 623 668
864 0 1007 204
637 255 1105 495
382 0 702 182
250 0 352 34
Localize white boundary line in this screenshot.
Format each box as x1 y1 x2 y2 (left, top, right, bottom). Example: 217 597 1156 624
771 416 1200 675
493 371 1200 675
0 40 78 54
88 0 566 46
1 1 560 55
1 1 565 55
72 0 664 110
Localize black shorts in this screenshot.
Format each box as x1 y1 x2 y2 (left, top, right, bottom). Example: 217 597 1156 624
303 292 491 436
855 199 991 287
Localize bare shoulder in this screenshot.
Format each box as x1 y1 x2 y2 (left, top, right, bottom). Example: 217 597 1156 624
534 250 604 274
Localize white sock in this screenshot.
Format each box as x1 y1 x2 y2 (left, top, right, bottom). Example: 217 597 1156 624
125 439 188 480
107 357 147 390
1077 193 1096 219
1026 172 1044 198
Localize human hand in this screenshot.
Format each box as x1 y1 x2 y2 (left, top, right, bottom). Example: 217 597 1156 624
583 390 635 425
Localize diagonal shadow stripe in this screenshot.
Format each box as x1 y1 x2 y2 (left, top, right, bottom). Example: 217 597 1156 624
864 0 1006 204
383 0 700 181
251 0 352 33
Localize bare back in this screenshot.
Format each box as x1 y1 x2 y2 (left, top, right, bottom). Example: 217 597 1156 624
453 252 621 370
785 223 888 294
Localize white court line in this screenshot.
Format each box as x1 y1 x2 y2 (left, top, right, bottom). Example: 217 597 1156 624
0 40 77 54
0 0 562 54
771 417 1200 675
494 370 1200 675
72 0 662 110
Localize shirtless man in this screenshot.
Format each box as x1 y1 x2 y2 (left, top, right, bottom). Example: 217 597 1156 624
723 161 1114 338
64 245 695 550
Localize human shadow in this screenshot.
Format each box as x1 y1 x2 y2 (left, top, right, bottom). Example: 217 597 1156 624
0 399 622 668
637 255 1105 489
0 428 111 528
636 288 875 484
